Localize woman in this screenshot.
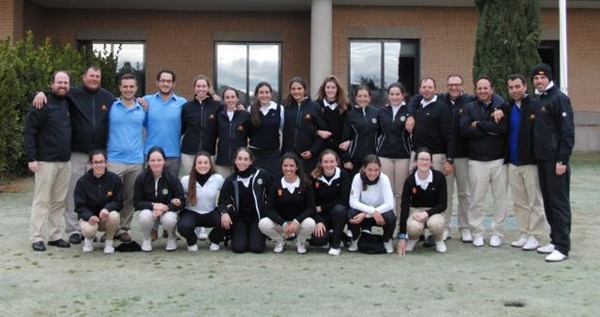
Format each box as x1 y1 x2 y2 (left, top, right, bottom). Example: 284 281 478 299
215 87 250 178
218 148 270 253
259 152 316 254
315 75 350 157
339 85 381 176
282 77 328 173
177 152 225 252
310 149 351 256
348 154 396 254
134 146 185 252
377 83 412 230
397 148 448 255
247 82 284 178
74 150 123 254
180 75 222 174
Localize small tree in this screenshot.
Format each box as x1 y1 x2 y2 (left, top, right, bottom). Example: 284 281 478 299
473 0 542 99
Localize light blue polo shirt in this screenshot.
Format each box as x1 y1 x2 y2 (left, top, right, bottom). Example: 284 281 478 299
143 92 187 158
107 98 146 164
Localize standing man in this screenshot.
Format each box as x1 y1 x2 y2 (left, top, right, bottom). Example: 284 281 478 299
24 71 73 251
33 66 117 244
143 70 187 177
505 74 546 251
460 76 508 248
107 74 146 242
530 63 575 262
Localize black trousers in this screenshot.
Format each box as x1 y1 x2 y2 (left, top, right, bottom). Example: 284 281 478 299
229 218 265 254
177 208 222 246
310 204 348 248
348 208 396 243
538 160 571 255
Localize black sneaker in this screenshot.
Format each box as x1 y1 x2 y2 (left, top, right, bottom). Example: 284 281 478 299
69 233 83 244
48 239 71 248
32 241 46 252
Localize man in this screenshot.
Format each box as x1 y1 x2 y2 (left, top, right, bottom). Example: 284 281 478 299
505 74 546 251
24 71 73 251
33 66 117 244
143 70 187 177
107 74 146 242
460 76 508 248
530 63 575 262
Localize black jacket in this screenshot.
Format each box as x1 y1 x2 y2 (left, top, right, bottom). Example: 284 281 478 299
281 98 328 157
341 106 380 163
23 93 71 162
376 104 411 159
311 167 351 224
505 95 537 165
399 169 447 235
68 86 116 153
218 167 270 220
181 96 223 155
533 85 575 164
460 98 507 161
318 100 347 154
133 169 186 212
411 97 456 158
216 109 251 166
74 170 123 221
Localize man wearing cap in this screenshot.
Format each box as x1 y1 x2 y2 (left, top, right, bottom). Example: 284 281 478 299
530 63 575 262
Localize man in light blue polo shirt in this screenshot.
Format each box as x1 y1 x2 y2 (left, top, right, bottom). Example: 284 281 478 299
107 73 146 242
143 70 187 177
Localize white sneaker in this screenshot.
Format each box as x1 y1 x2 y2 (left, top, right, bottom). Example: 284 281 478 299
209 243 220 251
522 236 540 251
545 250 568 262
187 244 198 252
383 240 393 254
328 248 341 256
511 234 529 248
103 240 114 254
537 243 555 254
489 235 502 247
165 238 177 251
435 240 447 253
296 241 307 254
82 238 94 252
443 228 451 241
405 239 417 252
460 229 473 242
197 227 208 240
472 234 484 247
274 240 285 253
141 239 153 252
347 239 359 252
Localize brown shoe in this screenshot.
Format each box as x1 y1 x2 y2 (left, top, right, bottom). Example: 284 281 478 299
151 228 158 241
116 232 132 243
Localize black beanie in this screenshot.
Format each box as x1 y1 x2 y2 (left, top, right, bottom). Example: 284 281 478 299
531 63 553 81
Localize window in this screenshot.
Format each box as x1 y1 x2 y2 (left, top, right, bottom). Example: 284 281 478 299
79 41 146 95
349 40 419 106
538 40 560 86
215 43 281 106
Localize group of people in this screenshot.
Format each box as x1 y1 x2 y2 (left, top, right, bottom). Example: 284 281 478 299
23 62 574 262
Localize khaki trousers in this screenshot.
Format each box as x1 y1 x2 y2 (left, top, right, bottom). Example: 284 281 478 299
379 157 410 221
467 159 507 237
508 164 546 239
445 157 470 230
406 207 445 241
108 162 143 235
64 152 88 236
30 161 71 242
258 218 316 243
79 211 121 240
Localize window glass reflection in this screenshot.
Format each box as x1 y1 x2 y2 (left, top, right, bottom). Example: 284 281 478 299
91 42 146 95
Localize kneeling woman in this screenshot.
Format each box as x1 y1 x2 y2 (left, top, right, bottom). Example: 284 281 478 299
310 149 351 256
218 148 270 253
348 154 396 254
259 152 316 254
134 146 185 252
178 152 225 252
74 150 123 254
397 148 448 255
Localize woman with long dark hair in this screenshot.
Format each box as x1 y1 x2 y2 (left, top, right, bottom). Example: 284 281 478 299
315 75 350 157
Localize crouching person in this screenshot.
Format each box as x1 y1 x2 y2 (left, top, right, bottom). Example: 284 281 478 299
259 152 316 254
397 148 448 255
74 150 123 254
135 146 186 252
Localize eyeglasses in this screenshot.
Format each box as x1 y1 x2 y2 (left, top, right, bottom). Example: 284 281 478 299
447 84 463 88
91 161 106 165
